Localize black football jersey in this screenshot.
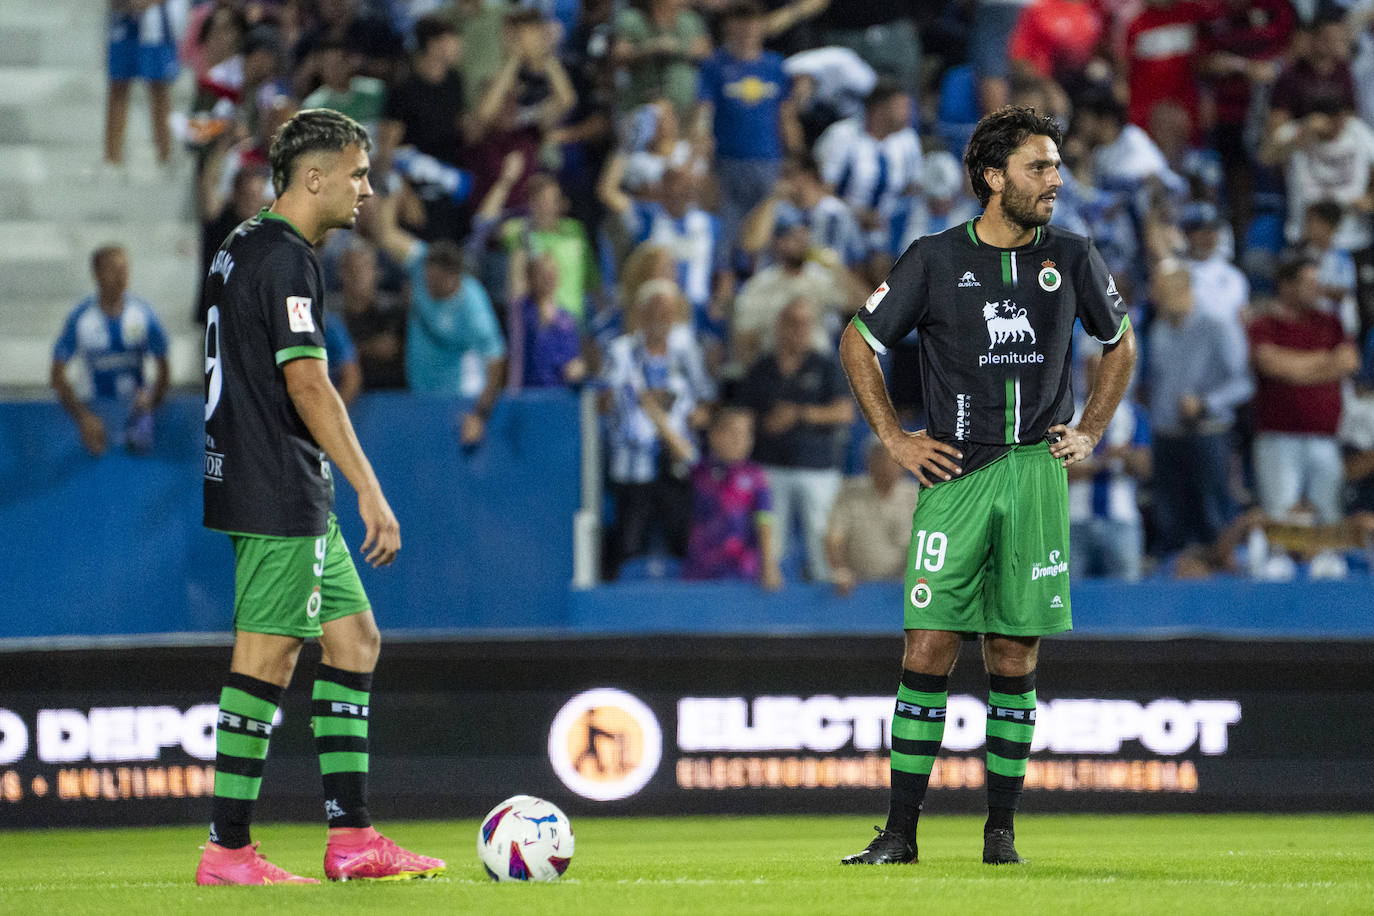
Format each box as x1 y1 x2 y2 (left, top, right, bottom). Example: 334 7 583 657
851 219 1129 477
203 210 334 536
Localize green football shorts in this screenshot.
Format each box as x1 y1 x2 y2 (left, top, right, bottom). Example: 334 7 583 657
903 442 1071 636
229 513 371 638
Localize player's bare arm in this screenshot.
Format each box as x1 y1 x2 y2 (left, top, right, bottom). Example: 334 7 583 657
282 356 400 567
839 322 962 487
1049 323 1137 468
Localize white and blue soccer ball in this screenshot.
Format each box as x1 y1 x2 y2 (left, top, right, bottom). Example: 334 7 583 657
477 795 575 882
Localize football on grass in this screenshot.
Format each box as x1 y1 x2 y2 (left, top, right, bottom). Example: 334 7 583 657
478 795 575 881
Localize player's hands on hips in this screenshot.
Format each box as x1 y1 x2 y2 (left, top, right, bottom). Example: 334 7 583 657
1048 424 1099 467
357 489 401 567
887 429 962 487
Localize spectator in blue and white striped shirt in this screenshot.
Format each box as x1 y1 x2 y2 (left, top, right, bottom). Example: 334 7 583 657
739 152 866 270
1068 349 1151 581
599 278 717 579
812 79 922 282
51 245 170 456
599 153 734 342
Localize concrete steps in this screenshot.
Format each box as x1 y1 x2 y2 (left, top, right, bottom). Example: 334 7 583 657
0 7 202 392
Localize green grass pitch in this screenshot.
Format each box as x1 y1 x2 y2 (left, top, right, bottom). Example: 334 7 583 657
2 814 1371 915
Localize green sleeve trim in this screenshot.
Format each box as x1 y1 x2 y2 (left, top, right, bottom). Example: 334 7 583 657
753 510 774 526
850 316 887 355
1096 313 1131 346
275 345 326 366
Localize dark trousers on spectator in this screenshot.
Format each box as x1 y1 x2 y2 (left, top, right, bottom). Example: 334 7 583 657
602 474 691 580
1151 431 1234 555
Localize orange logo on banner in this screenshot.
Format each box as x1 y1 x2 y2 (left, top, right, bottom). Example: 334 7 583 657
565 706 643 784
549 688 662 801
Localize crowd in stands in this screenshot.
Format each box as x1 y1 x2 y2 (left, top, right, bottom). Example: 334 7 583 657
77 0 1374 588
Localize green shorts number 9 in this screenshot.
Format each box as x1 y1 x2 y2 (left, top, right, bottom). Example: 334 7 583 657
229 513 372 637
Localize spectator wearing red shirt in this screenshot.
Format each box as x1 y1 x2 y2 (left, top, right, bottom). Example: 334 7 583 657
1267 13 1359 126
1008 0 1106 89
1248 256 1361 523
1122 0 1209 140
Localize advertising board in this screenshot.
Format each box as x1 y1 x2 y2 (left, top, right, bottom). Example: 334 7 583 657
1 637 1369 828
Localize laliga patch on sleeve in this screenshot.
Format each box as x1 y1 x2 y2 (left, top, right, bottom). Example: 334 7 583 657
286 296 315 333
864 282 889 313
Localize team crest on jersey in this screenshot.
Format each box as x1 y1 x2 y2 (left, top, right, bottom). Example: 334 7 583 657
1038 260 1061 292
957 270 981 287
287 296 315 333
864 282 889 313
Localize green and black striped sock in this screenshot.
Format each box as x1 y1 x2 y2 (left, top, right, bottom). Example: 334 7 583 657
209 672 283 849
885 670 948 839
312 664 373 828
986 670 1037 831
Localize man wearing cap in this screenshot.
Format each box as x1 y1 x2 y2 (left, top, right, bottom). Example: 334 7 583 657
1180 201 1250 332
731 216 853 369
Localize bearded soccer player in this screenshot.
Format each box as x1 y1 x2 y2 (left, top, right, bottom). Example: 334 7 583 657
839 107 1136 866
196 108 445 885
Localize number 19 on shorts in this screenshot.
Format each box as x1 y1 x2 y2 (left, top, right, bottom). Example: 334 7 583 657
909 530 946 609
911 530 947 572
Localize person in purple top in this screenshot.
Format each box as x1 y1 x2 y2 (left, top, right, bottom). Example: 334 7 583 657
508 253 587 390
683 406 783 588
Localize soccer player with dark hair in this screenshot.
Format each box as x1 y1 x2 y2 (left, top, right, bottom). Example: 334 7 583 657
839 106 1136 866
196 108 445 885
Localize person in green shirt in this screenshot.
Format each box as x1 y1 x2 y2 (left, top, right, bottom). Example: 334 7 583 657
500 172 599 323
301 36 387 137
611 0 711 122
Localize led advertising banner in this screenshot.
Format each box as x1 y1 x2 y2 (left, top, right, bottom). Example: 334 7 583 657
1 637 1370 828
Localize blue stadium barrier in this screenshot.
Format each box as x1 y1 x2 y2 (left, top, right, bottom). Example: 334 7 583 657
3 392 1374 642
0 391 578 639
571 577 1374 639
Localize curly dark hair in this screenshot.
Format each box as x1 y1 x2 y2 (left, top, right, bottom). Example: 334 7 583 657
268 108 371 197
964 106 1064 208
